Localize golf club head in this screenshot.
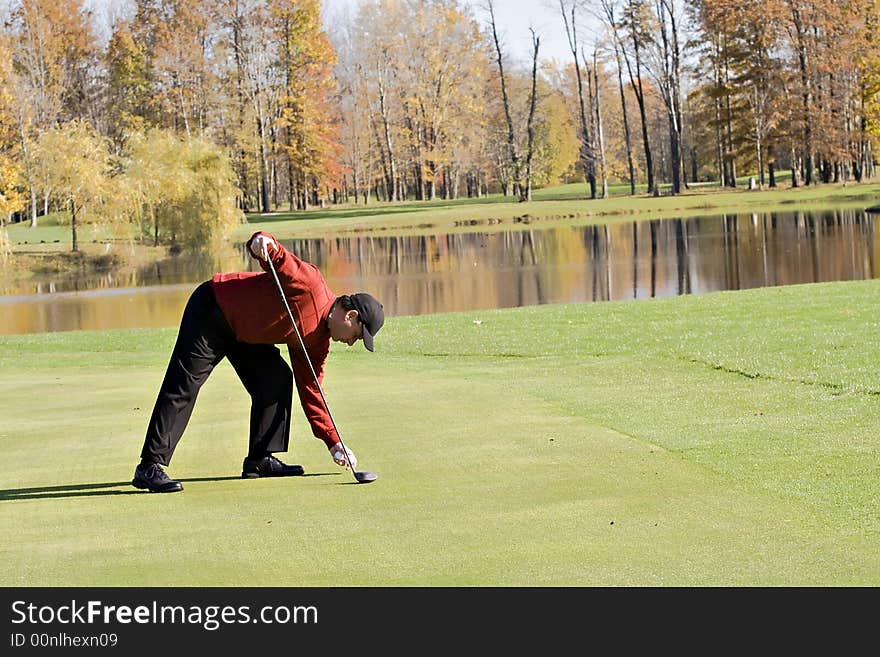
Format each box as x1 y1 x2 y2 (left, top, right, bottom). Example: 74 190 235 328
354 471 378 484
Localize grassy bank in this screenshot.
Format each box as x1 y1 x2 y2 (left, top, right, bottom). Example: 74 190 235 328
0 214 172 292
2 279 878 585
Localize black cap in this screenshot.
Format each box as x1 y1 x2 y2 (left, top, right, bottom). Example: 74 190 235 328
350 293 384 352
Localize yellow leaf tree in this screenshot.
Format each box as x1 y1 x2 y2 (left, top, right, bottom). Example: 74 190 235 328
33 120 112 252
271 0 339 209
122 129 244 250
36 119 110 251
0 35 25 222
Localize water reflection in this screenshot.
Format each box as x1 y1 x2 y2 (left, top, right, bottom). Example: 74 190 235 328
0 244 245 297
1 208 876 335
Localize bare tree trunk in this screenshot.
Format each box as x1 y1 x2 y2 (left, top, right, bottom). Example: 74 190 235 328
653 0 683 194
352 160 361 204
254 89 271 213
560 0 596 198
723 57 736 187
363 158 371 205
287 158 296 212
789 7 814 185
173 73 191 138
369 113 392 200
270 135 278 208
663 0 685 194
621 0 655 194
591 49 609 199
857 82 867 181
523 30 540 202
70 199 78 253
17 117 39 228
754 87 764 187
29 187 37 227
232 11 252 211
489 0 522 197
768 147 777 187
712 38 725 187
376 67 398 201
613 39 636 195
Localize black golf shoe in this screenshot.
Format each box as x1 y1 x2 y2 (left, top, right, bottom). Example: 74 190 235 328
241 455 304 478
132 463 184 493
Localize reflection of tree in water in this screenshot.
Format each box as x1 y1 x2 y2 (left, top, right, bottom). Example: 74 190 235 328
675 219 691 296
4 209 878 333
5 242 245 296
286 209 877 315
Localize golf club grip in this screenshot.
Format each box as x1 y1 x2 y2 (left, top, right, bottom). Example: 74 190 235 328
265 256 359 476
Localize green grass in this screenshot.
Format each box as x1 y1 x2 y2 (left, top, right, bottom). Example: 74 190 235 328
2 279 879 585
3 212 102 248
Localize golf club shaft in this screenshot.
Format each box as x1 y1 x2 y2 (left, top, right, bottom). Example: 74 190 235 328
266 256 360 479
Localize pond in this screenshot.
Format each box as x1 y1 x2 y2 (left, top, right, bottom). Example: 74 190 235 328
1 208 876 335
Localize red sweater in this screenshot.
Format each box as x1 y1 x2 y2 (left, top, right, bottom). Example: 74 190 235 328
211 231 339 448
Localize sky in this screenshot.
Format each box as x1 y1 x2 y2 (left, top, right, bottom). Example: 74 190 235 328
322 0 581 67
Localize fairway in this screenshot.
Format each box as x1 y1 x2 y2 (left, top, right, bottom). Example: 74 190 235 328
2 280 879 586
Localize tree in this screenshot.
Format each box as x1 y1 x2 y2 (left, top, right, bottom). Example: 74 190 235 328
131 0 217 136
270 0 339 210
212 0 263 212
398 0 489 201
121 129 244 249
691 0 744 187
0 157 25 222
597 0 638 193
350 0 407 202
732 0 786 188
33 120 111 252
340 0 489 202
120 129 188 245
8 0 99 226
220 0 278 213
0 35 25 222
523 29 541 202
586 48 610 198
10 0 98 125
105 20 154 153
487 0 524 198
559 0 597 198
331 14 375 203
859 1 880 178
783 0 816 185
642 0 686 194
530 81 580 187
619 0 657 193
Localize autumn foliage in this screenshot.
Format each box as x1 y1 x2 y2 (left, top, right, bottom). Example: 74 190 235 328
0 0 878 235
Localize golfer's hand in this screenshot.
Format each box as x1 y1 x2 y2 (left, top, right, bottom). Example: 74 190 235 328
249 234 277 261
329 443 357 469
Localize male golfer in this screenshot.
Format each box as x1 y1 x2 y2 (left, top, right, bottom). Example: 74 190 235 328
132 231 385 493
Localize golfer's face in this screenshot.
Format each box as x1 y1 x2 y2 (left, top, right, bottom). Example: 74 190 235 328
330 310 363 346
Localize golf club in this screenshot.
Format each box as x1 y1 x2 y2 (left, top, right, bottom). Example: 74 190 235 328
266 254 378 484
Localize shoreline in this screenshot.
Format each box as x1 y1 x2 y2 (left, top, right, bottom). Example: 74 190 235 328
4 180 880 291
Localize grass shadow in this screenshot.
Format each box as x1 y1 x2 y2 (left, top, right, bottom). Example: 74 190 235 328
0 473 339 501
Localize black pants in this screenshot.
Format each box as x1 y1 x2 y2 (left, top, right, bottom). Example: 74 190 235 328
140 281 292 466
